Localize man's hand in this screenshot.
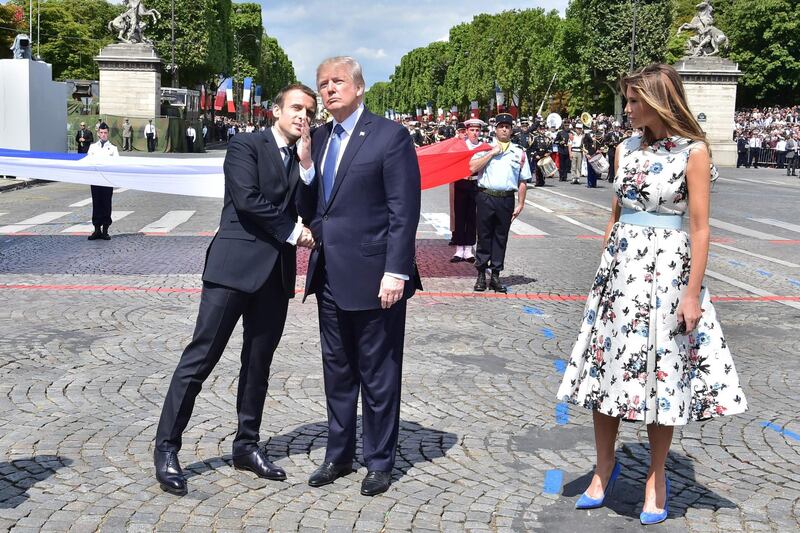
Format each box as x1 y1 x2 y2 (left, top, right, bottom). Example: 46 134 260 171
378 275 405 309
297 226 315 249
298 118 312 168
491 144 503 156
511 203 524 221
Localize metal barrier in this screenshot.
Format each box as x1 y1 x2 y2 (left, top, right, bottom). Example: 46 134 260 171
757 148 777 167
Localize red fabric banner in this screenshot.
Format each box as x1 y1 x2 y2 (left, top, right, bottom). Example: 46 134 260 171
416 138 491 190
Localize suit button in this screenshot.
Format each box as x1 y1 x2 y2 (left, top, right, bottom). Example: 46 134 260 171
323 215 329 221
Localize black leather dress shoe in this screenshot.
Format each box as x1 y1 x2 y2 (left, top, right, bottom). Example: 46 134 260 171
308 462 353 487
232 449 286 481
361 470 392 496
449 255 464 263
489 272 508 293
474 270 487 292
154 450 187 496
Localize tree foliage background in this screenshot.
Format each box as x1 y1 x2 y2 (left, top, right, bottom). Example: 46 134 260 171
366 0 799 116
1 0 295 100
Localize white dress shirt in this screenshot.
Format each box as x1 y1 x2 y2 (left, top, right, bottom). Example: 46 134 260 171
271 126 313 246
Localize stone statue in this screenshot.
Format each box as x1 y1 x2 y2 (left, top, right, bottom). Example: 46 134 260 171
10 34 32 59
676 1 729 57
108 0 161 45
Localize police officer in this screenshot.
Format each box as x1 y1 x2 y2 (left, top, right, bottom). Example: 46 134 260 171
531 122 551 187
75 121 93 154
451 119 483 263
86 122 119 240
469 113 531 293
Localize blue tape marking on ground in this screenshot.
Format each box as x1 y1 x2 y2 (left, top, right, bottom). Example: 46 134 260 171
555 403 570 425
543 469 564 494
523 305 545 316
728 260 744 267
553 359 567 374
762 421 800 442
755 269 772 277
0 148 85 160
788 279 800 289
541 328 556 340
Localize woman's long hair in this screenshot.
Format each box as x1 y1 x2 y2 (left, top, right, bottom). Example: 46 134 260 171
621 63 708 149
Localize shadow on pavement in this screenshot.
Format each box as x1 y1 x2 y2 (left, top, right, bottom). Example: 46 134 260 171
0 456 73 509
184 418 458 483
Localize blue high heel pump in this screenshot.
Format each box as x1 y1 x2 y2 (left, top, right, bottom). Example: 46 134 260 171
640 476 670 525
575 462 621 509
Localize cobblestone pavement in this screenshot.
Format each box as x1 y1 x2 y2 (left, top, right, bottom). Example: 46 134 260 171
0 167 798 532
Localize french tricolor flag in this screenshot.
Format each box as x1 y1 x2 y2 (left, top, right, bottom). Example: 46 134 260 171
214 78 229 111
226 78 235 113
254 85 262 117
242 77 253 115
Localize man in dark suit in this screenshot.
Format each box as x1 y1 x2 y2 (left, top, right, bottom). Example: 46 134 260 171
153 84 318 496
300 56 421 497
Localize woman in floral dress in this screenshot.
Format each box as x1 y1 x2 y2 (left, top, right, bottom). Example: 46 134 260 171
556 64 747 525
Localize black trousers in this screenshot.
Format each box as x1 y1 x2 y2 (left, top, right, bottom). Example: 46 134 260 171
475 191 514 272
452 179 477 246
737 151 748 168
532 157 546 187
90 185 113 227
607 149 616 182
146 133 156 152
186 138 194 153
787 156 798 175
155 266 289 457
558 152 570 181
317 267 405 472
123 137 132 151
749 148 760 168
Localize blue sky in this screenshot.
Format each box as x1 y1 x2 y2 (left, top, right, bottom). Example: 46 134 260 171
254 0 569 89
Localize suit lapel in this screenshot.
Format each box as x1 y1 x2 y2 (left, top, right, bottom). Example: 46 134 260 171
325 111 373 211
263 129 289 185
313 123 332 200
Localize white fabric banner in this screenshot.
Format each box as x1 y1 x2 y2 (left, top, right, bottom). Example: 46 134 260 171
0 154 225 198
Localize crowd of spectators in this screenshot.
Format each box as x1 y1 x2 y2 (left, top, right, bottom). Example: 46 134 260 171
734 106 799 173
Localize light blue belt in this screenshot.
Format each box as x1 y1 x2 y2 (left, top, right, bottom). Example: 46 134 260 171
619 208 683 230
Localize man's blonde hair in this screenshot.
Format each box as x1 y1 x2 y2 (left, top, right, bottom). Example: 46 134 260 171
316 56 365 89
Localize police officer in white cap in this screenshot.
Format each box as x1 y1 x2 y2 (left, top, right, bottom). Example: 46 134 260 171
468 113 531 292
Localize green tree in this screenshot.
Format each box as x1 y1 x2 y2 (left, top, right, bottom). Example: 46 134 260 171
0 3 26 58
725 0 800 105
364 81 391 115
231 2 261 83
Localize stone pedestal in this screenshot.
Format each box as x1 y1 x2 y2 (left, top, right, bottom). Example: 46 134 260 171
674 57 742 167
0 59 67 152
95 43 162 119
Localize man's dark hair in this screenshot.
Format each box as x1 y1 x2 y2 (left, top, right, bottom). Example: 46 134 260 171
274 83 317 114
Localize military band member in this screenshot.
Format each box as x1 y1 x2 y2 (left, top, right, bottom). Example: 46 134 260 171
469 113 531 293
554 122 571 181
604 122 623 182
85 122 119 240
531 122 552 187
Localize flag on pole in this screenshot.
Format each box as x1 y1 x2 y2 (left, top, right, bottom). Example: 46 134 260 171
226 78 235 113
200 85 206 111
213 78 229 111
242 77 252 116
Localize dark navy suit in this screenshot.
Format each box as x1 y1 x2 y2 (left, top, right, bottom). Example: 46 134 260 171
301 108 421 472
156 129 300 457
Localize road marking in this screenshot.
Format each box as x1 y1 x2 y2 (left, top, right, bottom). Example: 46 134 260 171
543 469 564 494
114 188 128 193
709 218 788 241
705 269 800 310
62 211 134 233
421 212 451 238
0 213 6 217
536 188 612 212
523 305 545 316
555 403 570 425
139 210 195 234
511 219 548 236
710 242 799 268
761 421 800 442
557 215 604 235
0 212 71 234
541 328 556 340
749 217 800 234
69 197 94 207
525 200 554 213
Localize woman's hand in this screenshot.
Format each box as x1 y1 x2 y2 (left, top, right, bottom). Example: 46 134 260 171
677 294 703 333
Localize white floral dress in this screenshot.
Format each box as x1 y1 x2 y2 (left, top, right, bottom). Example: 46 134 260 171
556 135 747 425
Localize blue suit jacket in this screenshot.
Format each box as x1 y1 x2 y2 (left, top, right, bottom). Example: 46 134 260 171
301 109 422 311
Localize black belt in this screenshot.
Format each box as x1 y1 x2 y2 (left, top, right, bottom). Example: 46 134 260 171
478 187 515 198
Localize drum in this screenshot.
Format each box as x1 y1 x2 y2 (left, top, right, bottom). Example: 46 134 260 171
537 155 558 178
589 153 610 174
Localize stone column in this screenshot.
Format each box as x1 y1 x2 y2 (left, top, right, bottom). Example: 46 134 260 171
674 57 742 167
95 43 162 119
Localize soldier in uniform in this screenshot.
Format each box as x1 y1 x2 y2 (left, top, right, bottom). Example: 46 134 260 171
554 121 571 181
604 122 623 181
85 122 119 240
75 121 93 154
531 122 552 187
122 118 133 151
469 113 531 293
451 119 483 263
